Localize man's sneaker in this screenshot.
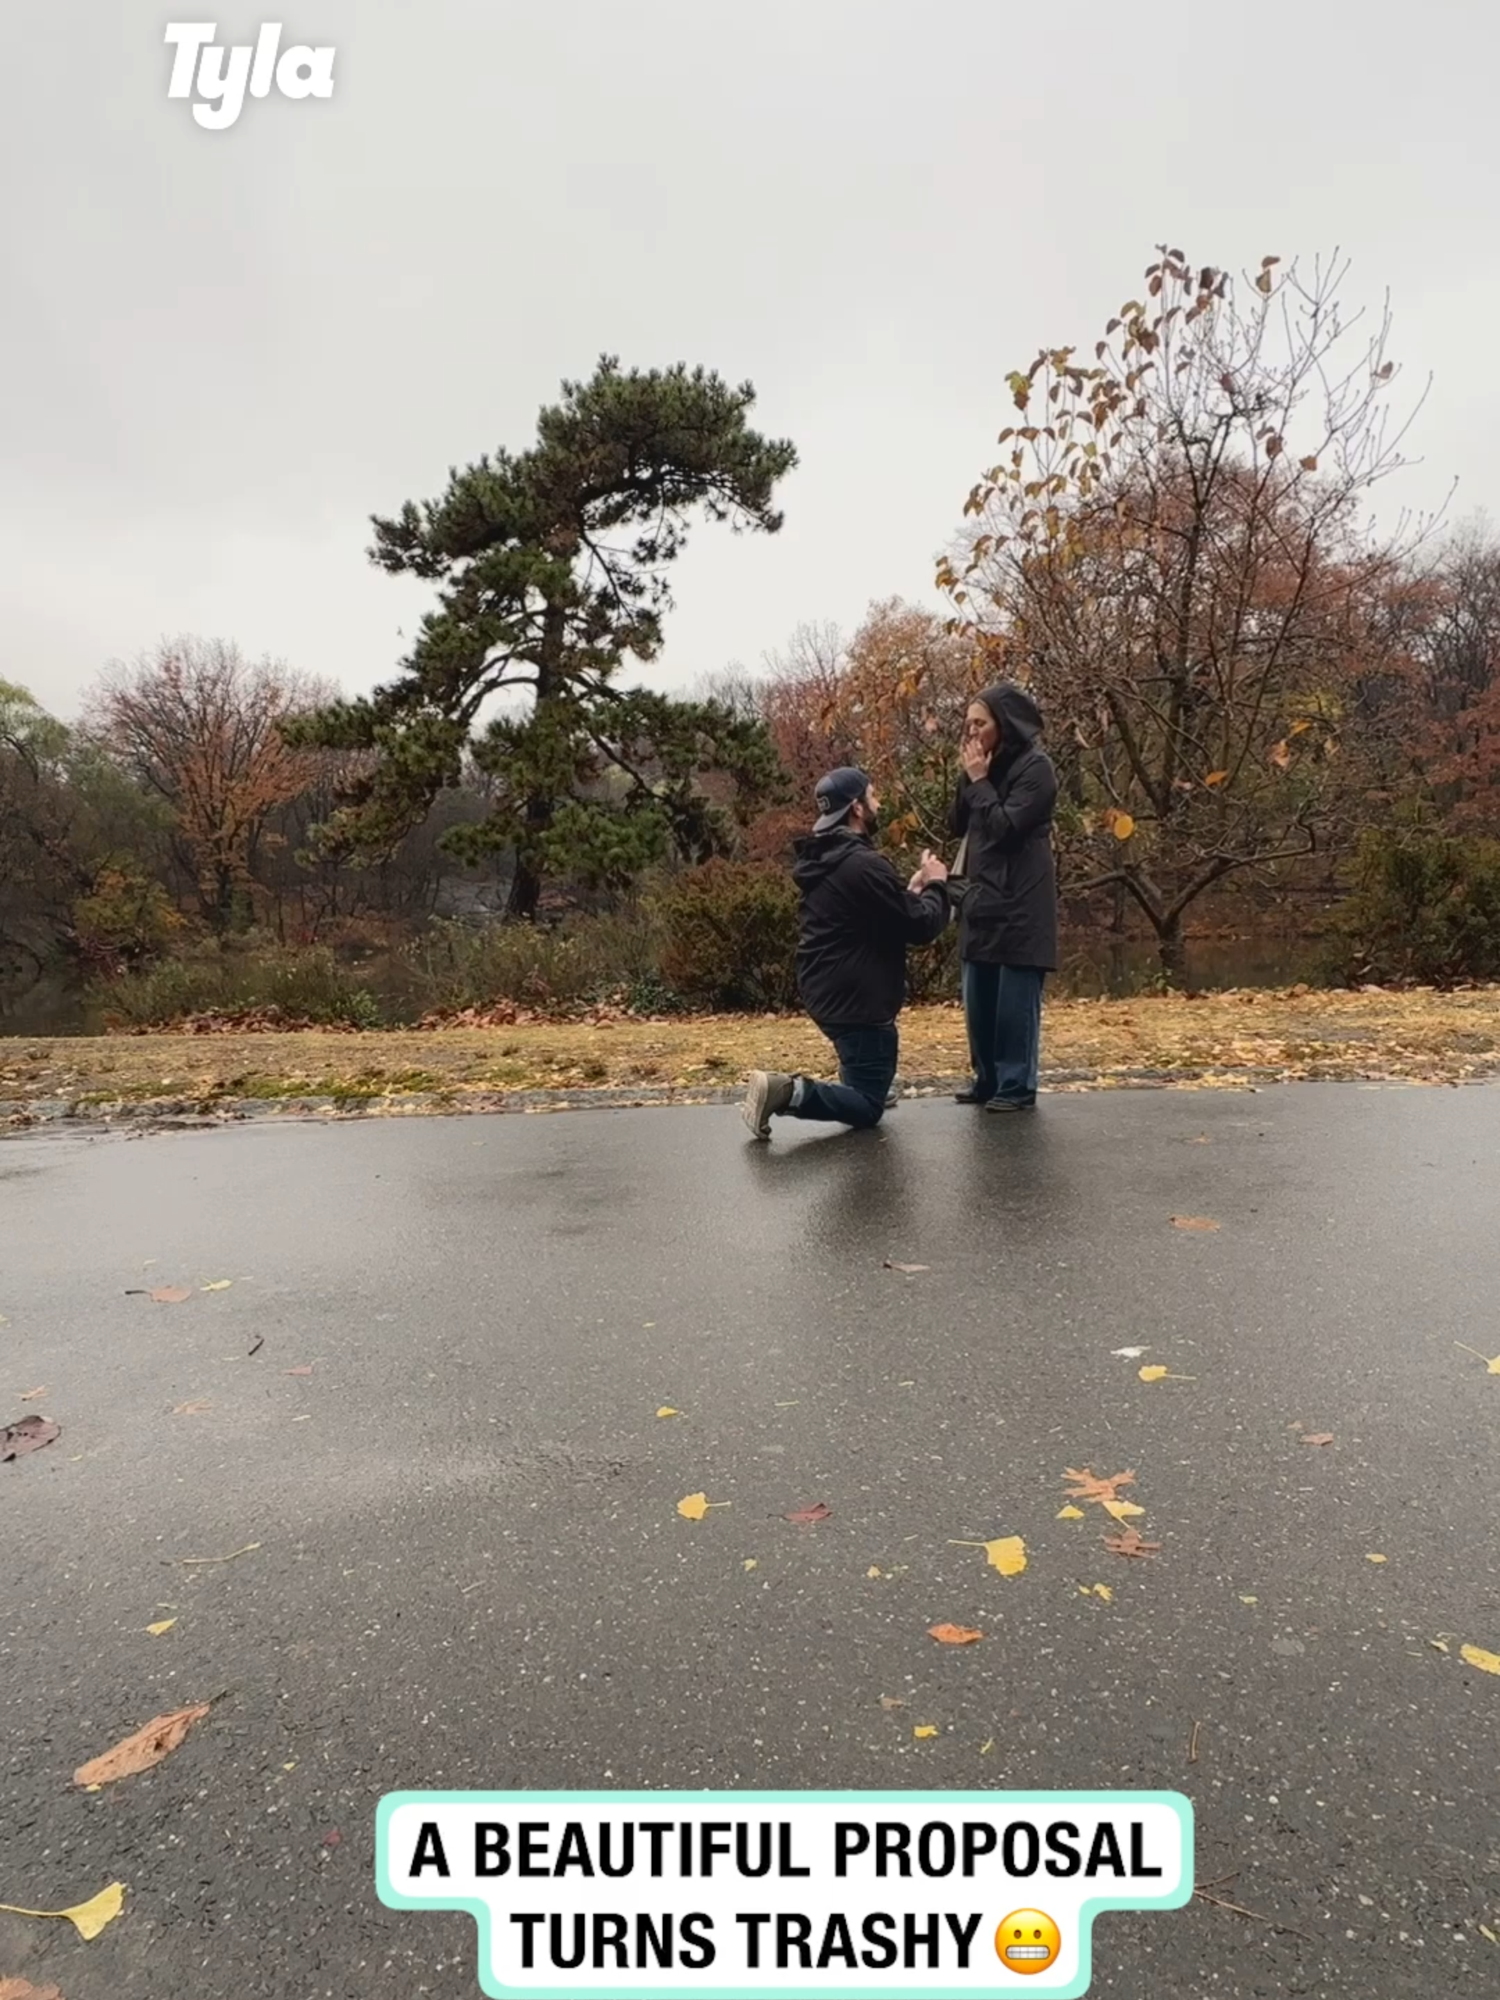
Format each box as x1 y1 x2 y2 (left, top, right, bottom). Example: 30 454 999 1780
743 1070 795 1139
985 1095 1037 1114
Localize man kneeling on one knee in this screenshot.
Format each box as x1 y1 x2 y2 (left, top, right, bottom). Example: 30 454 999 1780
743 767 951 1140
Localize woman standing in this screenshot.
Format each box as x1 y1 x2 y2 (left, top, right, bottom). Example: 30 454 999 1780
951 682 1059 1111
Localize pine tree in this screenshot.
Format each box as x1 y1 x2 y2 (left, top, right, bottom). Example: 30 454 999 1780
292 357 797 916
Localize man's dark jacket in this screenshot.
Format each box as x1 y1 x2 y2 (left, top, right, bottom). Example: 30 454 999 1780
951 681 1059 971
791 828 950 1029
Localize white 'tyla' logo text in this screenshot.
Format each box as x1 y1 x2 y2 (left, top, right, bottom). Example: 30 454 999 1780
164 23 335 130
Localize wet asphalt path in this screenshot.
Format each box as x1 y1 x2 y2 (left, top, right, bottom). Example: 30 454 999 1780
2 1084 1500 1999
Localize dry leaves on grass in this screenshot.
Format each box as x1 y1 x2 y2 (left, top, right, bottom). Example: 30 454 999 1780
1 1416 60 1461
0 1882 126 1940
949 1535 1027 1577
74 1703 211 1786
785 1502 832 1525
928 1623 983 1646
1104 1526 1161 1560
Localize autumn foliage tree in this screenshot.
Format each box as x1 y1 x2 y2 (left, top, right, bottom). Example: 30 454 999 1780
941 248 1430 979
754 600 983 859
87 638 335 930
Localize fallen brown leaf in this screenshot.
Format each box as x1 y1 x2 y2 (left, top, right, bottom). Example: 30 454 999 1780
1170 1216 1221 1232
1302 1433 1335 1447
785 1502 832 1525
150 1287 192 1304
17 1387 48 1402
883 1261 929 1274
1064 1466 1136 1504
0 1978 66 1999
928 1623 983 1646
74 1703 211 1786
1 1415 61 1462
285 1366 314 1377
1104 1525 1161 1559
879 1695 907 1710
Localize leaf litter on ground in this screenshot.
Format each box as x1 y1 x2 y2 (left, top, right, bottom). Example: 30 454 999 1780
1104 1525 1161 1559
74 1703 212 1786
0 1882 125 1942
928 1623 983 1645
1 1415 60 1461
785 1502 832 1525
1064 1467 1137 1505
949 1535 1027 1577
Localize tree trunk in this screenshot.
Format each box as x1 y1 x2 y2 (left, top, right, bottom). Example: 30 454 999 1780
1156 917 1187 987
506 856 542 921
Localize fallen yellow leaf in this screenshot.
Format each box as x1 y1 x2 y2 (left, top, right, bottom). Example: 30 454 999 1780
1080 1583 1113 1602
1460 1644 1500 1676
1454 1343 1500 1374
1430 1638 1450 1653
1056 1505 1085 1521
866 1566 882 1578
1103 1499 1146 1521
913 1725 938 1740
74 1705 210 1786
1138 1365 1169 1382
145 1619 177 1636
656 1407 680 1418
949 1534 1027 1577
980 1737 995 1755
743 1559 758 1572
1239 1595 1258 1605
200 1280 233 1292
677 1492 708 1520
0 1881 125 1940
1480 1923 1497 1944
1366 1554 1387 1564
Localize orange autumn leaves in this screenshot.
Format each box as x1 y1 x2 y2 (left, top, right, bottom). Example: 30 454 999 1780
74 1704 212 1788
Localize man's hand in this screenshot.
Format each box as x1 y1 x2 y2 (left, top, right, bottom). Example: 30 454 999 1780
908 849 949 893
961 739 991 783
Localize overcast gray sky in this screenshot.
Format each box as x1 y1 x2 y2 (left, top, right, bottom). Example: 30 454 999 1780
4 0 1497 720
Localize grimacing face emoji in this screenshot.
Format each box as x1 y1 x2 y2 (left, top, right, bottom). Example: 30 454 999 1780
995 1907 1062 1974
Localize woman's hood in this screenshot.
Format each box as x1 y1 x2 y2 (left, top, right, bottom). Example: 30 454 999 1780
977 682 1043 761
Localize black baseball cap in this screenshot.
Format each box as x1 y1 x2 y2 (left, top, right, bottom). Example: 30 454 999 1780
812 766 872 834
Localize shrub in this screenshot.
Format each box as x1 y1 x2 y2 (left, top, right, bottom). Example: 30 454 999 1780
1329 825 1500 986
402 908 667 1013
655 860 800 1010
90 941 386 1029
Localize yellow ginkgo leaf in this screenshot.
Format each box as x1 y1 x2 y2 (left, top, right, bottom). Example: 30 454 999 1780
1239 1595 1258 1605
1366 1554 1387 1564
0 1881 126 1940
677 1493 708 1520
1138 1365 1169 1382
1460 1643 1500 1676
1056 1505 1085 1521
913 1725 938 1740
1104 1499 1145 1521
200 1280 233 1292
949 1534 1028 1577
1089 1584 1114 1602
1454 1344 1500 1374
145 1619 177 1636
656 1407 681 1419
742 1558 757 1571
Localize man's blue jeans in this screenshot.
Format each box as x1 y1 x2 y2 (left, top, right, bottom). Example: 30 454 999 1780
786 1023 899 1131
962 961 1045 1103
